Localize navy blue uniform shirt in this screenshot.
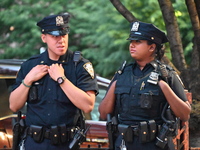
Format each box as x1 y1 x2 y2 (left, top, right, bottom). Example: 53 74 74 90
12 50 98 127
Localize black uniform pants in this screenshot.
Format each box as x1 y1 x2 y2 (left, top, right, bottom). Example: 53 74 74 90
24 136 70 150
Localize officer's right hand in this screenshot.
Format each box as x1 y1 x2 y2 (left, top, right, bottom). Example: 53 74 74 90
24 65 49 85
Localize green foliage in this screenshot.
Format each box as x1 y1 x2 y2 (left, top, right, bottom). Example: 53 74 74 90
67 1 130 77
0 0 193 78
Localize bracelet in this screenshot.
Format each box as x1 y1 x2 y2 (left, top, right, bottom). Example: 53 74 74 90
22 80 31 88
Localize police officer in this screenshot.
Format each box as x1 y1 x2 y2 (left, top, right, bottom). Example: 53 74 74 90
99 21 191 150
9 12 98 150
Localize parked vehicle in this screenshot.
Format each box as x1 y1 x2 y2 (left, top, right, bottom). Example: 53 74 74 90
0 59 110 150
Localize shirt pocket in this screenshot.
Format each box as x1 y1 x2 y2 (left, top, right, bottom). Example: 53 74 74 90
115 86 131 113
55 86 71 104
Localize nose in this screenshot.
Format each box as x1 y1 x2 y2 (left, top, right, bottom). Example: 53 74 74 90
58 36 65 42
130 41 135 47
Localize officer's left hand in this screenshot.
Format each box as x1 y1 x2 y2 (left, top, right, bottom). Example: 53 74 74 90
48 63 65 81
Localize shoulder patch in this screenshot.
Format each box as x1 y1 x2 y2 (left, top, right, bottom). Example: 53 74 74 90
83 62 94 79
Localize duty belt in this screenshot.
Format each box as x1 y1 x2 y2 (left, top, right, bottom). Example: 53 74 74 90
117 120 158 143
27 124 75 144
117 124 138 142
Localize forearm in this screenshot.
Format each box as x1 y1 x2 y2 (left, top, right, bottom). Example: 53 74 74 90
99 81 116 120
60 78 95 113
9 83 30 112
159 80 191 121
99 97 115 120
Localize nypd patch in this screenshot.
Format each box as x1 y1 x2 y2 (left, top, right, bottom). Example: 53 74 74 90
83 62 94 79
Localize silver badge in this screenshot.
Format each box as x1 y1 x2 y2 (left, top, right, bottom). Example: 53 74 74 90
56 16 64 26
131 22 140 31
147 71 159 85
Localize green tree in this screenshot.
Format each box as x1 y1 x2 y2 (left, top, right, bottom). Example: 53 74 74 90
0 0 69 58
0 1 192 74
0 0 194 80
0 0 196 95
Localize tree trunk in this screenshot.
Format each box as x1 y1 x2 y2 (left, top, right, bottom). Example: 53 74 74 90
158 0 187 71
184 0 200 100
194 0 200 22
186 0 200 69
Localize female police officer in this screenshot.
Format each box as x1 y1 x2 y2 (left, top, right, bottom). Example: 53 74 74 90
99 21 191 150
9 13 98 150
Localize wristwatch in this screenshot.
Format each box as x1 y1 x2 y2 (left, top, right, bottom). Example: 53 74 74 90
57 76 66 84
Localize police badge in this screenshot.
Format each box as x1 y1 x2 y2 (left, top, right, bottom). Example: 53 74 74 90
147 71 159 85
131 22 140 32
56 16 64 26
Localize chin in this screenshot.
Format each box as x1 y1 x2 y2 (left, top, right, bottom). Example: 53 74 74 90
59 48 67 54
130 53 136 58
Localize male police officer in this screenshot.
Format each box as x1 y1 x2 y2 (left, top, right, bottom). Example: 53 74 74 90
10 12 98 150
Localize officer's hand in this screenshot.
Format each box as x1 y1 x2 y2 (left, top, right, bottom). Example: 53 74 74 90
25 65 49 84
48 63 64 81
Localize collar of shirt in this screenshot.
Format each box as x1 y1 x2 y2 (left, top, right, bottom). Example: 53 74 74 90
132 61 155 77
39 50 71 65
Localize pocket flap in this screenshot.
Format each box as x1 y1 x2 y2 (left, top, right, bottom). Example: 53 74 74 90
115 87 131 94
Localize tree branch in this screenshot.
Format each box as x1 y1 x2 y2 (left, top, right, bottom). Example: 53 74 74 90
109 0 137 22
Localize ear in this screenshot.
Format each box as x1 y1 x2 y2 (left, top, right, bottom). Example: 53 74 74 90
149 44 156 52
41 34 46 43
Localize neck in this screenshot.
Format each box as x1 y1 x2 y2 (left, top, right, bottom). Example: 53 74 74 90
136 58 154 70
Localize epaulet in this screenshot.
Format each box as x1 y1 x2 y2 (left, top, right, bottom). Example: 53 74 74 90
165 64 174 71
155 60 170 81
117 60 127 74
155 60 173 72
155 60 181 87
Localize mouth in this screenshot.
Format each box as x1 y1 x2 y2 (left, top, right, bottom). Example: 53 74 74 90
57 45 65 50
130 49 136 53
